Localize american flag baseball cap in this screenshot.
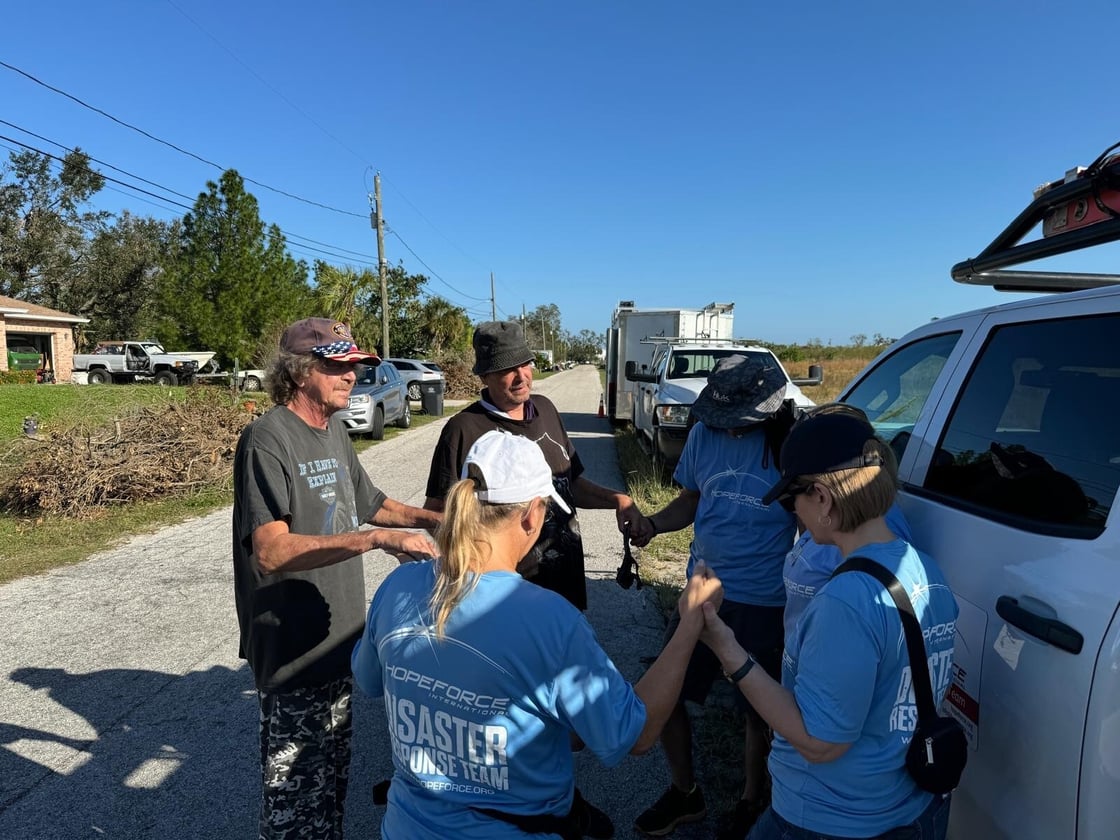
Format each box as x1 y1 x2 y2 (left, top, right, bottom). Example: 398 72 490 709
279 318 380 364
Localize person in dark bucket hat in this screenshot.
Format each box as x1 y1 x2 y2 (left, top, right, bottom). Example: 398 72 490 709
423 320 648 838
690 355 790 430
631 353 802 838
472 320 535 376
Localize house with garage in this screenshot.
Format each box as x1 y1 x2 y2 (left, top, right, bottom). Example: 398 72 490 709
0 295 89 381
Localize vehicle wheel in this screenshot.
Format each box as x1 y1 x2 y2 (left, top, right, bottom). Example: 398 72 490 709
242 374 262 391
408 382 421 401
154 370 178 387
395 401 412 429
87 369 110 385
368 406 385 440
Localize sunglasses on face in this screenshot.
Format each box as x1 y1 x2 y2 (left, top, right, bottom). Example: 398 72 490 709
315 358 358 375
778 481 814 512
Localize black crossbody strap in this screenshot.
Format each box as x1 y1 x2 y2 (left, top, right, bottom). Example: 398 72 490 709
831 556 938 721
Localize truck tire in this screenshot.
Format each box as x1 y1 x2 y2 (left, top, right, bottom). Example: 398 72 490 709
154 370 178 387
368 405 385 440
87 369 110 385
394 401 412 429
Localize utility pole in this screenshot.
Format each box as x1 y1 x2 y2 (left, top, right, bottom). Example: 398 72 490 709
371 173 390 358
490 272 496 321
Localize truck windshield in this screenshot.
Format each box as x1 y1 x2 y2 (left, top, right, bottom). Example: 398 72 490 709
666 349 773 379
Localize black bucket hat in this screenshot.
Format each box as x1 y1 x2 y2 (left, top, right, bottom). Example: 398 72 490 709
690 355 789 430
472 321 535 376
760 406 884 506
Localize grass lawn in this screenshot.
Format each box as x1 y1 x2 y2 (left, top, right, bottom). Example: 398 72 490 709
0 383 453 583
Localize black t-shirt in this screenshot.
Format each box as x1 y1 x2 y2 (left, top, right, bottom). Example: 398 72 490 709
425 394 588 610
232 406 386 692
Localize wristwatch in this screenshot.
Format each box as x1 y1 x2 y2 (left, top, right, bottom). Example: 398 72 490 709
724 654 756 685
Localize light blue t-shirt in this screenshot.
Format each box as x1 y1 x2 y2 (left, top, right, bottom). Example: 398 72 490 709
352 562 646 840
770 539 959 837
673 423 795 605
782 504 913 641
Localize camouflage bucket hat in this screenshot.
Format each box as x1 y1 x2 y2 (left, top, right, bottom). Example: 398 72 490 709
690 355 789 430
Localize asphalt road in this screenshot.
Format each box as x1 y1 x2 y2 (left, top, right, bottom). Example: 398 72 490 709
0 366 722 839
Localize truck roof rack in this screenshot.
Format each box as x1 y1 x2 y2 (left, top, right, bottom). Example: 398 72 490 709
638 336 745 345
951 142 1120 292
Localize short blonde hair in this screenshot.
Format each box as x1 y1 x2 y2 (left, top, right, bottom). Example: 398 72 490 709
803 437 898 532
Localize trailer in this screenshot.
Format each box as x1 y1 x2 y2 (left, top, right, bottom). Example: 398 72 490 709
604 301 734 424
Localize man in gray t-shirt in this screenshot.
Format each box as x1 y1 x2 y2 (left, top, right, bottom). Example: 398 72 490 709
233 318 440 840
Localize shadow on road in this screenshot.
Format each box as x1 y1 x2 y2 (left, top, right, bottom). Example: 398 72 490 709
1 663 257 838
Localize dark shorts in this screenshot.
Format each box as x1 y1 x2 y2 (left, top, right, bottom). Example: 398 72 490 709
664 599 784 721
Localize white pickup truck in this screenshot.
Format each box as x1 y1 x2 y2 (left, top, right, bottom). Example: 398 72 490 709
625 339 817 472
72 340 209 386
837 144 1120 838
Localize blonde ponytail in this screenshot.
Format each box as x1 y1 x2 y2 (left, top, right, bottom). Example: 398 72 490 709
428 478 530 638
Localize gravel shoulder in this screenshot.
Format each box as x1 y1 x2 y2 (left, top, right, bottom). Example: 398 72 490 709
0 366 717 838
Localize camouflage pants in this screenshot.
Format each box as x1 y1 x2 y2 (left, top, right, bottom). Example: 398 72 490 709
258 677 353 840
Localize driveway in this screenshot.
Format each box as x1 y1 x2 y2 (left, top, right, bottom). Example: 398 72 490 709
0 366 720 838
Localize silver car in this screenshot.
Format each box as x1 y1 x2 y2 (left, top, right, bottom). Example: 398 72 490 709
384 357 444 401
339 363 410 440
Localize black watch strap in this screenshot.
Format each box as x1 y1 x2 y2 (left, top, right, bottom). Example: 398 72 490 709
724 655 756 684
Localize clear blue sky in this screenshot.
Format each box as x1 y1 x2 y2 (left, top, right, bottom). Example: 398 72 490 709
4 1 1119 345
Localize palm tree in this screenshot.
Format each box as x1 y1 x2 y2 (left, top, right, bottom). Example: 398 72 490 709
419 296 470 354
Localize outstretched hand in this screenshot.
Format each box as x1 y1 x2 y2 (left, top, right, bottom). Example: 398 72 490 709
699 601 738 660
374 529 439 564
679 559 723 619
617 496 652 543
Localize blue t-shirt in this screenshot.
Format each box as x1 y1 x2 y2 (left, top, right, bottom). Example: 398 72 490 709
673 423 795 605
770 539 959 837
352 562 646 840
782 504 913 642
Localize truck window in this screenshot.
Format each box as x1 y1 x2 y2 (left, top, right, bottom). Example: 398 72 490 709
665 349 772 379
843 332 960 463
924 314 1120 534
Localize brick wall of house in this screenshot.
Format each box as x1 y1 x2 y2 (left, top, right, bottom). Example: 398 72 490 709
1 321 76 381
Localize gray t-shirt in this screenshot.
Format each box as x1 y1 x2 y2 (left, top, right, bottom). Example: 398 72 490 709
232 405 386 692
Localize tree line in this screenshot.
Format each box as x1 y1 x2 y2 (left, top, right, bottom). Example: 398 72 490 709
0 149 606 370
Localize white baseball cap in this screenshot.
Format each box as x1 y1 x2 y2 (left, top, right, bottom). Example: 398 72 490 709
461 430 572 513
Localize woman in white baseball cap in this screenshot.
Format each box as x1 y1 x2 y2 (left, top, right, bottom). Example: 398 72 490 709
353 429 723 840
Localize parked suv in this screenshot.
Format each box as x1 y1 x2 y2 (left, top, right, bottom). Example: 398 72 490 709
339 362 410 440
837 145 1120 839
384 358 443 401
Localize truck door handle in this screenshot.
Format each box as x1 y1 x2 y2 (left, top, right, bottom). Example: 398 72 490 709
996 596 1083 654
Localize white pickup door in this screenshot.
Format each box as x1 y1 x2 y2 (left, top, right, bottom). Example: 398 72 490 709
840 299 1120 839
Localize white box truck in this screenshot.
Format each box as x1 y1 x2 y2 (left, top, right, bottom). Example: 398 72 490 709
604 301 735 423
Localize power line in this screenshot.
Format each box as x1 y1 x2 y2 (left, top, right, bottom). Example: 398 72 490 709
0 126 379 264
387 229 490 302
164 0 372 169
0 58 365 218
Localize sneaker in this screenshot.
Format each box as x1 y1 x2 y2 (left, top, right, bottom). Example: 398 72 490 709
634 783 707 836
573 788 614 839
716 797 768 840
